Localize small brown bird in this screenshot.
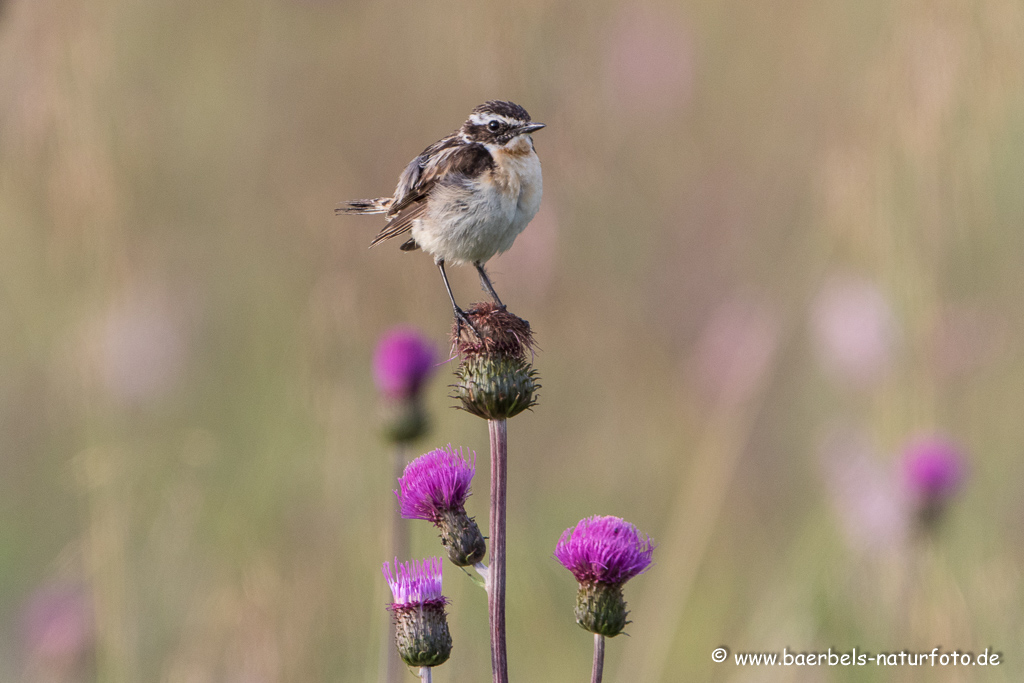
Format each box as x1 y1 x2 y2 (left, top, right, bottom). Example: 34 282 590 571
337 101 545 330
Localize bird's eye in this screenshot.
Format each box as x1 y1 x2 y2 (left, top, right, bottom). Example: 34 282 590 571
487 120 501 132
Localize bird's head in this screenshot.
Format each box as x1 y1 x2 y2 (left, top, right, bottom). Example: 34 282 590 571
460 101 545 150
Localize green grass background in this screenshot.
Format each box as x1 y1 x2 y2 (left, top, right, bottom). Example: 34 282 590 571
1 0 1022 680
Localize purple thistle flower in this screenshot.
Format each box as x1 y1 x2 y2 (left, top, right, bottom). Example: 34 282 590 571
373 327 437 401
383 557 448 608
903 436 966 503
555 515 654 586
396 446 475 522
395 446 486 566
556 516 654 637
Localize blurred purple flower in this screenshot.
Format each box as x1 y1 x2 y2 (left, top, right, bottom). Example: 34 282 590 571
382 557 447 609
811 274 896 387
21 583 93 667
555 516 654 586
903 436 966 504
395 446 475 522
373 327 437 401
823 427 968 546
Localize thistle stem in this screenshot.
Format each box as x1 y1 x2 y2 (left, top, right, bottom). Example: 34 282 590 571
487 418 509 683
391 444 411 562
380 444 409 683
592 633 605 683
419 667 432 683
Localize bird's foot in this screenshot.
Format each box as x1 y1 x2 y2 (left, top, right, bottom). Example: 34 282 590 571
454 307 482 339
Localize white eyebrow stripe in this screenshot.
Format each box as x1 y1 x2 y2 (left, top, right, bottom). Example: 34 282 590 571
468 113 517 127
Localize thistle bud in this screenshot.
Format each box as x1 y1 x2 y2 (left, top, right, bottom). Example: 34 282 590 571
383 558 453 668
451 303 539 420
396 446 486 566
555 516 655 637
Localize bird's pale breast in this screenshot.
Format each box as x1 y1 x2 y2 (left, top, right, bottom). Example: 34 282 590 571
412 143 542 265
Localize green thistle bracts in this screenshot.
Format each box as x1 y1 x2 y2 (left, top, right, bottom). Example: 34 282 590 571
437 507 487 567
393 601 453 667
453 355 539 420
574 580 629 638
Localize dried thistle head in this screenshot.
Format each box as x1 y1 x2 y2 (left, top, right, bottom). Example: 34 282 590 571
450 303 539 420
451 303 535 360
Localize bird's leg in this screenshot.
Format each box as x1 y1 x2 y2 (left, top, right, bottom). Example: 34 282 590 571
474 261 506 310
438 260 480 337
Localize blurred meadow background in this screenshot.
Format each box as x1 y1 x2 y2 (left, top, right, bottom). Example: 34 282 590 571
2 0 1023 680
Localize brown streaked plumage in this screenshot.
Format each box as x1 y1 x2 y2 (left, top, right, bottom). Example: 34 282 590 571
337 100 545 334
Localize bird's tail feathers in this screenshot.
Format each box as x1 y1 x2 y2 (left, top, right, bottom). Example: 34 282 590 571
335 197 393 215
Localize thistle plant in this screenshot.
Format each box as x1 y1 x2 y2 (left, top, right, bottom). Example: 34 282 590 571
383 557 452 681
449 303 539 683
373 327 438 683
369 303 654 683
555 515 655 683
396 446 487 567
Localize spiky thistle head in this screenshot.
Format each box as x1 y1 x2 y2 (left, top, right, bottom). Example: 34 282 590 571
395 447 486 566
382 557 452 668
554 515 655 637
555 515 654 585
396 446 475 521
383 557 447 608
451 303 540 420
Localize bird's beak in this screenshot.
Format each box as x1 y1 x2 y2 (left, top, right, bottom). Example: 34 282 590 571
517 122 546 135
